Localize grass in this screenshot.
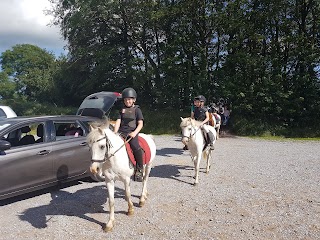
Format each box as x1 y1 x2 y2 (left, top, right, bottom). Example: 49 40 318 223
249 135 320 141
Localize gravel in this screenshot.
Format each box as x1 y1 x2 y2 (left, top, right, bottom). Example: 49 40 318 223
0 134 319 240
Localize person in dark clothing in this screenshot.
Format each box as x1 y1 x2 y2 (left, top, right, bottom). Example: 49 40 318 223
191 95 215 150
114 87 144 181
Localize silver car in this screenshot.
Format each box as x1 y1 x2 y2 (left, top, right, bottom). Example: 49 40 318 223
0 115 103 200
0 92 121 200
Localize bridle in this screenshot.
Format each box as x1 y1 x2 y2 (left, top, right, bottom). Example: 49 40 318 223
90 132 132 163
182 121 201 140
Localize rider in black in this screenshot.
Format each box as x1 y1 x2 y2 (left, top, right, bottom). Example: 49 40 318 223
114 88 144 181
191 95 215 150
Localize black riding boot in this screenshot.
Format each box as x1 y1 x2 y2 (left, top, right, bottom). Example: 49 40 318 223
133 148 144 181
207 131 215 150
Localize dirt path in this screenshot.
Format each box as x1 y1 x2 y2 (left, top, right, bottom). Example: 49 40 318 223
1 135 319 239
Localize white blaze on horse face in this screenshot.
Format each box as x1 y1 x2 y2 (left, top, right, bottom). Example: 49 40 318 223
181 126 190 145
181 118 194 145
91 138 107 161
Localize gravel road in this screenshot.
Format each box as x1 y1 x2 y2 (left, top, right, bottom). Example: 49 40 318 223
1 134 319 240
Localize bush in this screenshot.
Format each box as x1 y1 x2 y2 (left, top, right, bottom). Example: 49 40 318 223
0 99 77 116
231 114 320 137
142 108 189 135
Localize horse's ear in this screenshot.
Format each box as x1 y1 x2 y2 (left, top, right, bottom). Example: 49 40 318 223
98 127 104 135
89 124 94 131
180 117 184 121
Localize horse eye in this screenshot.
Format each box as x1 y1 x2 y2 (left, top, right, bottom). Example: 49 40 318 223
100 145 105 150
188 128 192 131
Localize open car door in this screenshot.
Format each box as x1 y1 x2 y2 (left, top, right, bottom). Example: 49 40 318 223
76 92 121 119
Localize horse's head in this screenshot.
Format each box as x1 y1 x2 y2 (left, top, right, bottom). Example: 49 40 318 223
87 121 109 174
180 117 197 145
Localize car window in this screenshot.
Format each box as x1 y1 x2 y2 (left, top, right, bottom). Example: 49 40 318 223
4 123 45 147
54 121 85 141
0 109 6 117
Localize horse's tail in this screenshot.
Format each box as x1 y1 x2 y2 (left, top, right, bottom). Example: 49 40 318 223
202 149 209 160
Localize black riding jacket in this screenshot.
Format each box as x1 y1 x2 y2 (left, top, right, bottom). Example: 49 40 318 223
117 105 144 134
193 106 208 121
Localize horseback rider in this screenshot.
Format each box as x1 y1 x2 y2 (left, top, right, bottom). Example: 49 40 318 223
191 95 215 150
114 87 144 181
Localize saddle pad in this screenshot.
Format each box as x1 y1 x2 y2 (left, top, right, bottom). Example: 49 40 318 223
125 136 151 166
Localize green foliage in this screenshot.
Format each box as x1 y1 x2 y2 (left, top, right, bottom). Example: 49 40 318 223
0 98 77 116
0 1 319 137
231 113 320 138
0 44 56 102
142 108 189 135
0 72 16 99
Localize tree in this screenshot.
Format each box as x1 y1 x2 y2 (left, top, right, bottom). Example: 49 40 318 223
0 44 56 102
0 72 16 100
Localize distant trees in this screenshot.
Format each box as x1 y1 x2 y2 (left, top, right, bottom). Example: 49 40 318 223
1 0 319 135
0 44 56 102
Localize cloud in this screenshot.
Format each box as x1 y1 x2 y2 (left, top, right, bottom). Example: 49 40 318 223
0 0 67 56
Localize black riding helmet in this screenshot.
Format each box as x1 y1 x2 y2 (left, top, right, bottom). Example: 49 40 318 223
194 95 206 103
122 87 137 99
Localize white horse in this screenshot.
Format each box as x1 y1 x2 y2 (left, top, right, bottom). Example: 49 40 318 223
87 121 156 232
180 117 216 185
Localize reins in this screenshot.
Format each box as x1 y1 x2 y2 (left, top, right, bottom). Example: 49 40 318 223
182 121 201 140
91 133 133 163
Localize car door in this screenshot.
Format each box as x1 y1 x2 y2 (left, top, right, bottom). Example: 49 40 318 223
0 122 53 198
49 120 91 181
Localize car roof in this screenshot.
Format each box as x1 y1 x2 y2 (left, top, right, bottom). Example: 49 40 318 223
0 115 99 124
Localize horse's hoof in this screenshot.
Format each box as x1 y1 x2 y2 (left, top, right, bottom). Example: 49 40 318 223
103 226 113 232
127 209 134 216
139 201 145 207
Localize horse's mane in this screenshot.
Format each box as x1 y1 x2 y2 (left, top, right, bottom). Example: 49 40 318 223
90 119 110 129
87 119 110 143
180 117 202 128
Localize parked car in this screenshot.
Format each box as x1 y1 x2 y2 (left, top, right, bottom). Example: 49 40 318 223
0 105 17 118
0 92 121 200
0 115 102 200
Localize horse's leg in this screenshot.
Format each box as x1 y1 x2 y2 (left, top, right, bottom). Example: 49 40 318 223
216 125 220 139
205 150 211 174
194 152 201 186
124 177 134 216
139 164 151 207
104 180 115 232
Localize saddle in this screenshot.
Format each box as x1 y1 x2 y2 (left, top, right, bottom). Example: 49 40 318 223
124 136 152 166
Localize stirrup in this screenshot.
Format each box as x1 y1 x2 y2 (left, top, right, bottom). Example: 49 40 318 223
209 144 215 150
134 169 143 182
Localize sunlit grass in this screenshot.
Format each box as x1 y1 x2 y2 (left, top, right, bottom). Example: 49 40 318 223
250 135 320 141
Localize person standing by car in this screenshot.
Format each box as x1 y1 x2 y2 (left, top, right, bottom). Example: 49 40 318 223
113 87 144 181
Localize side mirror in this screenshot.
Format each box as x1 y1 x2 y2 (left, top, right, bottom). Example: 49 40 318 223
0 140 11 151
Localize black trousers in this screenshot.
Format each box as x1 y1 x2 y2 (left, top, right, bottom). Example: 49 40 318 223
120 132 141 152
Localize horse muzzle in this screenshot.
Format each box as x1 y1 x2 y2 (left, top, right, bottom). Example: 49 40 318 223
181 136 189 145
90 161 102 174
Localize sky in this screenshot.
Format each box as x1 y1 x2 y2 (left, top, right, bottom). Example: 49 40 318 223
0 0 67 57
